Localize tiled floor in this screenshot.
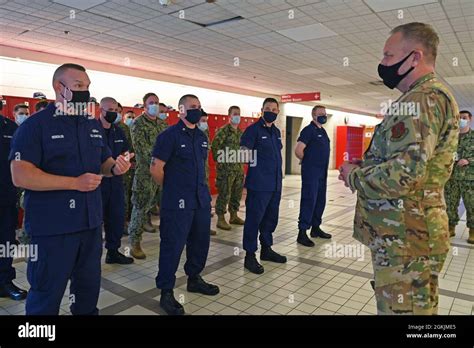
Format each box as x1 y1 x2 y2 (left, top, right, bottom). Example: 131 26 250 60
1 171 473 315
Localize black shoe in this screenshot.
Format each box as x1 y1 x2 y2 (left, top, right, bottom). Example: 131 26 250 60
244 253 264 274
297 229 315 247
106 250 134 265
0 282 27 301
370 280 375 290
260 247 287 263
160 290 185 315
310 226 332 239
187 275 220 296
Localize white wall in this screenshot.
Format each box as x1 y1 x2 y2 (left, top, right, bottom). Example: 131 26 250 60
0 57 264 116
0 56 383 171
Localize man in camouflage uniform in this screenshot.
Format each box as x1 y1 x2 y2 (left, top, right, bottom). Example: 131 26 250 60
198 110 217 235
339 22 459 315
128 93 168 259
116 105 135 234
444 110 473 243
211 106 245 230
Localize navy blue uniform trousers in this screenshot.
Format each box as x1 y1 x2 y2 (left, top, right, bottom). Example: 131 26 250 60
25 227 102 315
156 207 211 290
243 190 281 253
101 178 125 250
298 177 327 230
0 204 17 285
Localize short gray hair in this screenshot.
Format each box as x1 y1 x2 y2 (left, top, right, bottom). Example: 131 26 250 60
391 22 439 63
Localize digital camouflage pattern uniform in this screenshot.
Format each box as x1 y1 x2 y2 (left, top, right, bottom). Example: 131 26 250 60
348 73 459 315
128 113 168 243
117 121 134 222
444 129 473 230
211 124 244 215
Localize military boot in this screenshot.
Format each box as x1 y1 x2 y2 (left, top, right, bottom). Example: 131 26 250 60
131 241 146 259
468 228 474 244
144 214 157 233
229 211 245 225
449 225 455 237
217 214 231 230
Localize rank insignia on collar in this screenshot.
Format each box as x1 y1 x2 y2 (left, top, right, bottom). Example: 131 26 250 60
390 122 408 142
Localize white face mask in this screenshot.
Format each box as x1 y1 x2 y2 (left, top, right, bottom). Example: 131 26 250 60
460 119 469 129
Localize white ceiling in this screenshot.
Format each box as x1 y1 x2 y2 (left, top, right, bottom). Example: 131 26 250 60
0 0 472 114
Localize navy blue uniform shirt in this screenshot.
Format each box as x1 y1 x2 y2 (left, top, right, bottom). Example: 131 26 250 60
240 118 283 192
152 119 211 210
298 121 330 180
0 115 18 206
8 103 112 236
101 123 129 184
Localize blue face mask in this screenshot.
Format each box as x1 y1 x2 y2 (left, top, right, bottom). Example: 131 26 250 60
460 119 469 129
147 104 158 117
114 113 122 124
15 113 28 125
231 115 241 125
262 111 277 123
125 118 134 127
159 113 168 120
198 121 208 131
317 115 327 124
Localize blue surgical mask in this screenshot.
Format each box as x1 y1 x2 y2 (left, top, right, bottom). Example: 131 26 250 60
198 121 208 131
15 113 28 125
460 119 469 129
114 113 122 124
231 115 241 125
159 113 168 120
147 104 158 117
125 118 134 127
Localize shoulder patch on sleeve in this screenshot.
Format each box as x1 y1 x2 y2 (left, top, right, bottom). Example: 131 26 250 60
390 122 409 142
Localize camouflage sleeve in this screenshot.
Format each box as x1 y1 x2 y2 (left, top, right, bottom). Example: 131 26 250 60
211 128 224 161
130 120 150 172
348 92 454 199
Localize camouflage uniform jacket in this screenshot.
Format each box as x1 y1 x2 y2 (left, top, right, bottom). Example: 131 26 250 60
348 73 459 257
130 113 168 177
451 129 474 180
211 123 244 174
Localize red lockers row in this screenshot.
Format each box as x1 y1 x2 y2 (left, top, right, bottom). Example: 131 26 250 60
335 126 364 169
1 95 257 195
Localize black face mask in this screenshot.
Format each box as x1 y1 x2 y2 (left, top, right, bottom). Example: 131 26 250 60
60 81 90 105
185 108 202 124
263 111 277 123
104 111 118 124
377 51 415 89
317 115 327 124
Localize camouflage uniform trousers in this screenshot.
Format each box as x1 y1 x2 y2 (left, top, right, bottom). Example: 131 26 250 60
123 168 135 221
444 179 474 228
215 169 244 215
371 250 446 315
128 173 158 244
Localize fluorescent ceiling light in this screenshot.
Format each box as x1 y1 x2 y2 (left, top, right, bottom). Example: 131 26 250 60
53 0 106 10
314 76 354 86
277 23 337 42
288 67 323 75
364 0 438 13
444 75 474 85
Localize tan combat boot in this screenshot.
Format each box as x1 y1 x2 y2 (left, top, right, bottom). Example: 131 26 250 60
229 211 245 225
131 242 146 259
144 214 158 233
468 228 474 244
210 229 217 236
449 225 455 237
217 214 231 230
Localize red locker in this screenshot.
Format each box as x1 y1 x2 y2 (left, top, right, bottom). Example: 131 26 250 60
335 125 364 169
